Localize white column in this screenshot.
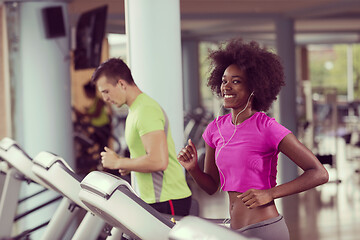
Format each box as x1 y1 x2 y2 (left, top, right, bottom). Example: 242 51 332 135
182 40 200 112
9 1 74 238
275 17 299 184
347 44 354 105
125 0 184 152
1 6 12 138
16 1 74 165
275 17 301 221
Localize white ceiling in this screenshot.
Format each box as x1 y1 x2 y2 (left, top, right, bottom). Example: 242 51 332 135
68 0 360 45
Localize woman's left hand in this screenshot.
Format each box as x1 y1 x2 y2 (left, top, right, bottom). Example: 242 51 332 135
237 189 273 209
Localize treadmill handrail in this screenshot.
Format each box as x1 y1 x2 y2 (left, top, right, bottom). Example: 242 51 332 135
33 151 73 171
0 137 32 160
80 171 137 199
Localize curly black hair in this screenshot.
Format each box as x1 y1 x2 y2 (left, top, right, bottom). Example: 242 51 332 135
207 38 285 112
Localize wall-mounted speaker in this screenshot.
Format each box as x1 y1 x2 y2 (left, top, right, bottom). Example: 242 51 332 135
42 6 66 38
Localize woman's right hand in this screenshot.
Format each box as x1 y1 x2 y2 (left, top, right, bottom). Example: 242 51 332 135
177 139 198 171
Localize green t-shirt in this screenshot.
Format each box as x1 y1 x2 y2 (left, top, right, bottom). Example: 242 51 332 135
87 97 110 127
125 93 191 204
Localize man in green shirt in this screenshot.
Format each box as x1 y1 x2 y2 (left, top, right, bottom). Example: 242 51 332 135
91 58 192 216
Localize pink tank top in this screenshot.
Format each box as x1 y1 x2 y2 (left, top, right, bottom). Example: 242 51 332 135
202 112 291 193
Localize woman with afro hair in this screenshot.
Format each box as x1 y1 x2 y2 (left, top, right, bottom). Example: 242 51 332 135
177 38 328 240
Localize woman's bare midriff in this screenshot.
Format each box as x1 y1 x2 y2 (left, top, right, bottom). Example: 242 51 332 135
228 191 279 230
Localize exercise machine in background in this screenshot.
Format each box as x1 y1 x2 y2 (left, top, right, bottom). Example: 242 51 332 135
32 151 107 240
0 138 61 239
78 171 255 240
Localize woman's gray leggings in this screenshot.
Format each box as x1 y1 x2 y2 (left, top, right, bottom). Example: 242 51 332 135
237 215 290 240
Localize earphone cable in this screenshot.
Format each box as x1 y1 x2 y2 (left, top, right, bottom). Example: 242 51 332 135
215 92 253 190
